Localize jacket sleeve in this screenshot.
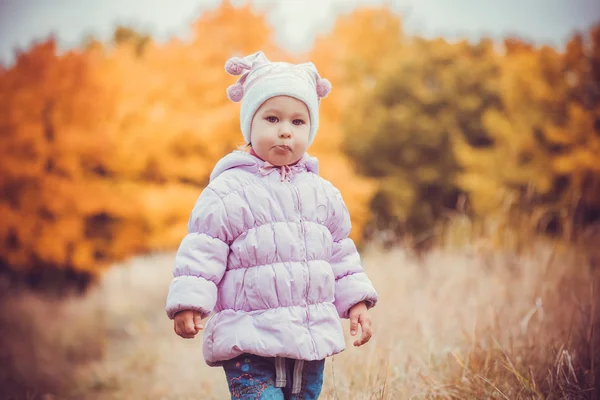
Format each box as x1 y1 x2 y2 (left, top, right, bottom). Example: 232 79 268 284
327 188 378 319
165 187 232 320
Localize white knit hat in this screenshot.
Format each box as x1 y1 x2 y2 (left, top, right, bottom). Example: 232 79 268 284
224 51 331 146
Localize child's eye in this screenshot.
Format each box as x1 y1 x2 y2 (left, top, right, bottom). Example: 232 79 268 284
293 119 305 126
266 116 278 123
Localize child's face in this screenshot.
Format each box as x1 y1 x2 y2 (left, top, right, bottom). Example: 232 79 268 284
250 96 310 166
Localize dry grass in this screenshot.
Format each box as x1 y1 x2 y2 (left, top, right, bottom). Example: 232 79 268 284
1 238 598 399
0 278 105 399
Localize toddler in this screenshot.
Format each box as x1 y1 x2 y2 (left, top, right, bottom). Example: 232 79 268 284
165 51 378 399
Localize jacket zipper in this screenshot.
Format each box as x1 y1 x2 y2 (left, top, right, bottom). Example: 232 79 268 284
285 175 317 357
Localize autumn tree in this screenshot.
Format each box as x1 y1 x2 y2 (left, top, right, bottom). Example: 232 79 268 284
100 0 280 249
0 39 144 289
0 1 281 285
343 36 503 244
553 25 600 231
309 6 406 242
458 25 600 236
5 1 597 286
452 41 556 220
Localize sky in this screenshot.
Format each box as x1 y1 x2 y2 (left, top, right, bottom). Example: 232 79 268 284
0 0 599 66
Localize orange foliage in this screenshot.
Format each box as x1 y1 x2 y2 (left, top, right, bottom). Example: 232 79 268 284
0 40 144 276
99 0 280 250
1 1 371 280
7 3 593 282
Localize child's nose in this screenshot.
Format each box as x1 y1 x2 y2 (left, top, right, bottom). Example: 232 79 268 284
278 125 292 139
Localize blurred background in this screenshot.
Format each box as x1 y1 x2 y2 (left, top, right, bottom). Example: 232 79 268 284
1 1 599 399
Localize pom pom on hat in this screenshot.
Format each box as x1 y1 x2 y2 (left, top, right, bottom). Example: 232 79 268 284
225 56 248 76
316 78 332 99
227 83 244 102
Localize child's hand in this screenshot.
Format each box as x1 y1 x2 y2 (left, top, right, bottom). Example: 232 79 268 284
174 310 204 339
348 301 372 347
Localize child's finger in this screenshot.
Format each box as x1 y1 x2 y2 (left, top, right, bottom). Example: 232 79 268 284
350 314 359 336
184 317 197 335
353 315 372 347
193 312 204 331
175 319 192 338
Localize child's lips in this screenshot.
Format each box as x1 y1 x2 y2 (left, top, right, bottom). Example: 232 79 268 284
273 145 292 152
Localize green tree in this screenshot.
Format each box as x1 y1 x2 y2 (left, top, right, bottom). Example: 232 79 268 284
344 37 503 244
112 26 151 56
309 6 406 242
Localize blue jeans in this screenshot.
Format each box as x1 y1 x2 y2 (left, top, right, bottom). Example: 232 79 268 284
222 353 325 399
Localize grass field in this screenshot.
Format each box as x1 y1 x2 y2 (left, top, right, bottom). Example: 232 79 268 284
1 238 598 399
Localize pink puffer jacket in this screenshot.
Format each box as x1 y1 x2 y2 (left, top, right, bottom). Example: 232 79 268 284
165 151 378 366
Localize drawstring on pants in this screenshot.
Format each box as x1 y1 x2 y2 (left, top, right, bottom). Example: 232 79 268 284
275 357 305 394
